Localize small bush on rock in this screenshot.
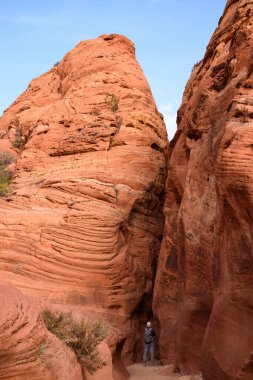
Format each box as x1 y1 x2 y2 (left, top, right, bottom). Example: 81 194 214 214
41 308 108 374
0 152 15 196
0 168 12 196
105 93 119 112
12 127 23 149
0 152 15 166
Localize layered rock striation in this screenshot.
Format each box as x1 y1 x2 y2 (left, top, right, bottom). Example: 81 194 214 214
0 283 83 380
0 34 167 371
154 1 253 379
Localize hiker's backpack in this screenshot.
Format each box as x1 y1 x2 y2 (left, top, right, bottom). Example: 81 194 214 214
144 327 153 344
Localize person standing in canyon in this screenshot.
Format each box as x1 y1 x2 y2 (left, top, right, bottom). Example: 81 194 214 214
143 321 155 367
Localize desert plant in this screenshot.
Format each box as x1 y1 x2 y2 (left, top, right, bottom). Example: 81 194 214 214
39 343 47 358
12 127 23 149
0 167 12 196
0 152 15 166
41 309 108 374
105 93 119 112
0 152 15 196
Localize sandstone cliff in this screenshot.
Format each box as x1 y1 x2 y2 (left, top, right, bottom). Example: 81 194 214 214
0 34 167 376
154 1 253 379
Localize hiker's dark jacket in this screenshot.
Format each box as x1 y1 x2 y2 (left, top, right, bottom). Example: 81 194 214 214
144 327 155 345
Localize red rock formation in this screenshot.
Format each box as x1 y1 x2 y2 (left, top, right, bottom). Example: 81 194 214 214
0 282 83 380
153 1 253 379
0 34 167 374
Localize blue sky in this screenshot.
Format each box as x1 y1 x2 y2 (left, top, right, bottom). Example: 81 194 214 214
0 0 226 139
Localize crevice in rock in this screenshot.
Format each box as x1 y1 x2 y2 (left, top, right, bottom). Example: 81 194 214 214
150 143 163 153
186 129 202 141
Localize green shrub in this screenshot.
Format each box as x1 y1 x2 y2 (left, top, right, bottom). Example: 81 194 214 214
105 93 119 112
0 167 12 196
41 309 108 374
0 152 15 196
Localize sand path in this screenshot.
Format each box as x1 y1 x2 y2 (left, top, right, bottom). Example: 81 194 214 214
127 363 202 380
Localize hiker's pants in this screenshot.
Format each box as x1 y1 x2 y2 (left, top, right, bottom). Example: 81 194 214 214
143 342 154 365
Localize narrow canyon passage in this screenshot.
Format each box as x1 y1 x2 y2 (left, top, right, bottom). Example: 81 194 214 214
0 1 252 379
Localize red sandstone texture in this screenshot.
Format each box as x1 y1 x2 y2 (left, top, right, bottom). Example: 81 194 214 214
0 282 83 380
153 1 253 379
0 34 167 377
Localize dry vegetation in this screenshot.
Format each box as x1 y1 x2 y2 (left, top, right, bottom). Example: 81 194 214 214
105 93 119 112
0 152 15 196
12 127 23 148
41 308 108 374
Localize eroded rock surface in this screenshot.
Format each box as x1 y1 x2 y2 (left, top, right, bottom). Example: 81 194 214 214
0 34 167 374
0 282 83 380
153 1 253 379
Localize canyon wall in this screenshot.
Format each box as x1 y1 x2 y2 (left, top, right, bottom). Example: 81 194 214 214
0 34 167 373
1 1 252 378
154 0 253 379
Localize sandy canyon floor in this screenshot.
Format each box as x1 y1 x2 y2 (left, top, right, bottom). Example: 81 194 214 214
127 364 202 380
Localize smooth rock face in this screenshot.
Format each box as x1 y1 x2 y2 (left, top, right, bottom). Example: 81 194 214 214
0 283 83 380
153 1 253 379
0 34 167 370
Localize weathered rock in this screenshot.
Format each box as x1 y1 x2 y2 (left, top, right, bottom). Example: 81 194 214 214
0 282 83 380
153 1 253 379
0 33 167 374
82 326 129 380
